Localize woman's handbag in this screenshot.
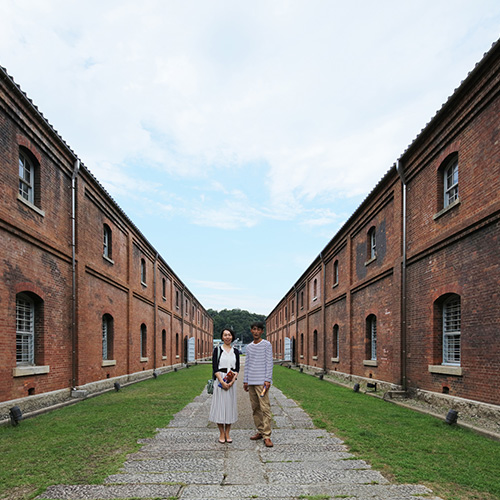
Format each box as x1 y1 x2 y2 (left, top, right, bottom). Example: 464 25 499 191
206 378 214 394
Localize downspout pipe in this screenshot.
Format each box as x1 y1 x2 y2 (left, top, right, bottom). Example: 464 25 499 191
320 252 327 374
153 252 158 371
396 159 407 391
71 159 80 389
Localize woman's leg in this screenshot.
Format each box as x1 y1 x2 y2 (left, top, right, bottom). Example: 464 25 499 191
217 423 226 443
224 423 232 442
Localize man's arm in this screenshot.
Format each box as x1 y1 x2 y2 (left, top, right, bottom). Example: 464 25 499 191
264 341 273 388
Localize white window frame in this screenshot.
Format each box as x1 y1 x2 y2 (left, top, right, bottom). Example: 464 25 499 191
443 295 461 366
19 151 35 204
444 158 459 208
103 225 113 259
369 229 376 259
16 294 35 365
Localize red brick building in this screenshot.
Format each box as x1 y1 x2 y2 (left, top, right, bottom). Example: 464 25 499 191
267 40 500 412
0 66 213 419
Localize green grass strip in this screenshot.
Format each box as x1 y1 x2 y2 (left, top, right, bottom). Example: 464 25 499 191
0 364 211 500
274 366 500 500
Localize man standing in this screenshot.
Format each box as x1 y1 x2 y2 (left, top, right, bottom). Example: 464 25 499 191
243 321 274 447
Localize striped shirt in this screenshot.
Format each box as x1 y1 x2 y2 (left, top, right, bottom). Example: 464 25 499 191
243 339 273 385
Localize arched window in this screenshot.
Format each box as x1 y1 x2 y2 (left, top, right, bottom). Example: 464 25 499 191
444 156 459 207
103 224 112 259
162 329 167 358
443 295 461 365
366 315 377 360
313 330 318 357
140 324 147 358
16 293 35 365
102 314 114 360
332 324 339 359
140 258 146 284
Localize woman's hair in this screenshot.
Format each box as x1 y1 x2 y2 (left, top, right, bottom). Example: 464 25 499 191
221 327 236 342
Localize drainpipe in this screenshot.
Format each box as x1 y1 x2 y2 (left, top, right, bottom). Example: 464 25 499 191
153 252 158 371
396 159 407 391
320 253 327 374
71 159 80 389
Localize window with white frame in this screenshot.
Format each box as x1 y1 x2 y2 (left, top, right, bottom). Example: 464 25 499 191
367 315 377 360
444 157 459 207
19 150 35 204
102 314 114 360
368 227 376 260
16 294 35 365
103 224 112 259
443 295 461 365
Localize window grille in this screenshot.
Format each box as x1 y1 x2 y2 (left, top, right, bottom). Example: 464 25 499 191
369 316 377 360
19 152 34 203
16 294 34 365
369 229 376 259
444 160 459 207
443 296 461 365
103 225 112 258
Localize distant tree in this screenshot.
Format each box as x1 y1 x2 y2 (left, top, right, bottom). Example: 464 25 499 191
207 308 266 344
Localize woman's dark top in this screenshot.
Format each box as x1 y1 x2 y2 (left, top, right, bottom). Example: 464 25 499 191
212 346 240 379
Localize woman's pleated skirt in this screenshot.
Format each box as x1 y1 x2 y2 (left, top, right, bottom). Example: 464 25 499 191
209 383 238 424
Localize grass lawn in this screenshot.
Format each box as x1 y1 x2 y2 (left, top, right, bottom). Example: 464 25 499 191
2 363 498 500
0 364 212 500
273 366 500 500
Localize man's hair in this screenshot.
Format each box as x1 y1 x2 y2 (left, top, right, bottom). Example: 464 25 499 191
250 321 265 330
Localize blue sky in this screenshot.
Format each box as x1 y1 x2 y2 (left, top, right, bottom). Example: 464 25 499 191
1 1 499 314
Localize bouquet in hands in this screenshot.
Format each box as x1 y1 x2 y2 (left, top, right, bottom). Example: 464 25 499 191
218 370 235 388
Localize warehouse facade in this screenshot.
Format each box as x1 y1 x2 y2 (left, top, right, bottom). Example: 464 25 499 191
267 40 500 412
0 66 213 419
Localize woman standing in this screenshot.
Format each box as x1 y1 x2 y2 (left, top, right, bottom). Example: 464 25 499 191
209 328 240 443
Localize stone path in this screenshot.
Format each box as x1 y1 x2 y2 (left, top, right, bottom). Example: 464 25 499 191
39 373 443 500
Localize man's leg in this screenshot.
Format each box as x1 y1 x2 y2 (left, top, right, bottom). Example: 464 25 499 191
248 385 264 435
259 389 272 439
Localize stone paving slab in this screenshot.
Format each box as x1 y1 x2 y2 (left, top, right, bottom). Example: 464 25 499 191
180 483 438 499
36 362 444 500
38 484 181 499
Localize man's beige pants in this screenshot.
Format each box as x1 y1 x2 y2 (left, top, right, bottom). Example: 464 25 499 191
248 385 272 438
